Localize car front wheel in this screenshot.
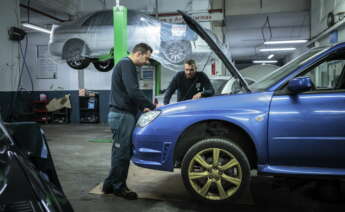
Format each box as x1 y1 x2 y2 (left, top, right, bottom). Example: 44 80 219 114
181 138 250 202
93 59 114 72
65 42 90 70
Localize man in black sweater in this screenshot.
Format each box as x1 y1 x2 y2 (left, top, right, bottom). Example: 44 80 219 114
103 43 155 200
163 59 215 104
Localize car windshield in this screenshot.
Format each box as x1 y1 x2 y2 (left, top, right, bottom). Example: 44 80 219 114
249 46 328 91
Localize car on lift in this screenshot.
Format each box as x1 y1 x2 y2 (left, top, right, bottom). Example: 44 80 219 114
0 121 74 211
49 9 197 72
132 11 345 203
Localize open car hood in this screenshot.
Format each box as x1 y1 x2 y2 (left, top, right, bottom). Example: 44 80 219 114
177 10 251 93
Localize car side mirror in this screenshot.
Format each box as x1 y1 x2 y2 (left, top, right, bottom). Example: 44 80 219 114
287 77 313 93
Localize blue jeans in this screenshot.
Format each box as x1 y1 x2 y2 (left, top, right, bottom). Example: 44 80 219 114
104 111 136 192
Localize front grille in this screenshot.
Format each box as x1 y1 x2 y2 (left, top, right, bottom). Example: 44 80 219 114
3 201 34 212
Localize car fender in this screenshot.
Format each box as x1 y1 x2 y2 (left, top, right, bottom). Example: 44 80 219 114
156 92 274 165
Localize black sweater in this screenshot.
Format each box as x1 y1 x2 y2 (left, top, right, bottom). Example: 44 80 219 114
109 57 155 115
164 71 215 104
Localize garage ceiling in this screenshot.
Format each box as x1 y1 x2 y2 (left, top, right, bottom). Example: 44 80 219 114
226 11 310 62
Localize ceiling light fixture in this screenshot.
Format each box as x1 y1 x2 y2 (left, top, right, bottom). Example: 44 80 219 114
253 60 278 64
22 23 51 34
264 40 307 45
259 48 296 52
267 54 274 59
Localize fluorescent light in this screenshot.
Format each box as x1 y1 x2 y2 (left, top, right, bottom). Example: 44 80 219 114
267 54 274 59
22 23 51 34
253 60 278 64
264 40 307 45
260 48 296 52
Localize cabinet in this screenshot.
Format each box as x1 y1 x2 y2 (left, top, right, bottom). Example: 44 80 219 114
79 95 99 123
32 100 50 123
51 108 70 124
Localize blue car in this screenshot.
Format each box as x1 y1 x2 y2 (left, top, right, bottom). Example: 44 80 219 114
132 11 345 202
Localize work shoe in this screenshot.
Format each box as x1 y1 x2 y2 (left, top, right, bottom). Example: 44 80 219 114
113 187 138 200
102 183 113 194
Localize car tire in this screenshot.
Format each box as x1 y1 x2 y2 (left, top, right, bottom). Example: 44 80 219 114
161 40 192 64
64 41 90 70
181 137 250 203
93 59 114 72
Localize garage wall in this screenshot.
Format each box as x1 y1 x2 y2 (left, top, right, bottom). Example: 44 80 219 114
0 0 20 92
0 0 21 119
212 0 309 15
24 33 79 91
11 0 214 122
77 0 209 14
311 0 345 45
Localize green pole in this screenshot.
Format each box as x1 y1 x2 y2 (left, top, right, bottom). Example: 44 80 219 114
155 64 161 95
113 6 128 64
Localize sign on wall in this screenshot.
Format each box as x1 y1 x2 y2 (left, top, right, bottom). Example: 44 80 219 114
36 45 57 79
157 10 224 24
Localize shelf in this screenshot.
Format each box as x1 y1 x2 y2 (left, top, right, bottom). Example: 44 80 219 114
33 100 48 104
79 96 97 98
33 109 48 113
80 108 98 111
79 94 99 123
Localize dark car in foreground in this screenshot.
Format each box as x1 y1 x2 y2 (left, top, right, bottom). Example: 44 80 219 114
132 11 345 203
49 9 197 72
0 121 73 211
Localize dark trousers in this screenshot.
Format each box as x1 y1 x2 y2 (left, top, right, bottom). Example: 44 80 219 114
104 111 136 191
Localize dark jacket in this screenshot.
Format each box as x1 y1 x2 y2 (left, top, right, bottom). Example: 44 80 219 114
109 57 155 115
163 71 215 104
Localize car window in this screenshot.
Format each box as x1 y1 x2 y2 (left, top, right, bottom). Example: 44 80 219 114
301 59 345 90
250 47 328 91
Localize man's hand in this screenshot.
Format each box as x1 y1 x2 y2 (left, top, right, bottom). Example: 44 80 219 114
192 92 203 100
143 108 151 112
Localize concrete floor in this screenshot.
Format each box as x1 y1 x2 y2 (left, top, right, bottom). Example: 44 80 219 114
42 124 345 212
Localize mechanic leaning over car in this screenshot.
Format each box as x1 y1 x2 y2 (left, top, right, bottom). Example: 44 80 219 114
103 43 156 200
163 59 215 105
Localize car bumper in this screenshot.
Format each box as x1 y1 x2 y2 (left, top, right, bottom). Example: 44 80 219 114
132 125 177 172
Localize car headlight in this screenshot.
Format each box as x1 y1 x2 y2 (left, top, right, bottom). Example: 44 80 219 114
137 111 161 127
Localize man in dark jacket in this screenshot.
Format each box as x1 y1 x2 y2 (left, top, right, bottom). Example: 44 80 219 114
163 59 215 104
103 43 155 200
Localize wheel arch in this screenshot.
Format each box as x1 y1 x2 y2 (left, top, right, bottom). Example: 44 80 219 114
62 38 89 59
173 119 257 169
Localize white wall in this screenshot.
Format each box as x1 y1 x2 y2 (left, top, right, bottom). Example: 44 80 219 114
212 0 309 15
0 0 20 92
311 0 345 45
24 32 79 91
79 0 207 14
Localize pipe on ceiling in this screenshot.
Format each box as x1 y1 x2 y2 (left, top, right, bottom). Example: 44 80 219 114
20 3 68 22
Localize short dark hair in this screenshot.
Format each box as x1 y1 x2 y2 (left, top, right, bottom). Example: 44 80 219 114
132 43 153 54
184 59 196 67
